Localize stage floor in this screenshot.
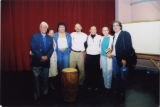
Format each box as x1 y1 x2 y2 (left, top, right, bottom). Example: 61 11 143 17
1 70 159 107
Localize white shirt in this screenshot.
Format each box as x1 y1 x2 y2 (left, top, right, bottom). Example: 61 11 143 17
58 38 68 49
86 34 102 55
112 30 121 56
71 32 87 51
41 33 46 38
53 40 56 50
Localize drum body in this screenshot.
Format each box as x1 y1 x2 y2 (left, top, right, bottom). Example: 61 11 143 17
61 68 78 102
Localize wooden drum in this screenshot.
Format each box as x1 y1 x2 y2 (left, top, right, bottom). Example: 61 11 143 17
61 68 78 102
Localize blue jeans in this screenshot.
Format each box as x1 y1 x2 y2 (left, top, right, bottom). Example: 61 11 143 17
32 67 49 100
100 56 113 89
112 57 128 91
57 49 70 72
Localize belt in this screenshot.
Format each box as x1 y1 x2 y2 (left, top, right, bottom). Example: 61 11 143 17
58 48 68 51
72 49 84 53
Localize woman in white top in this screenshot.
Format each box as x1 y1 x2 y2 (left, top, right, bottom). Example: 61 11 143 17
85 26 103 91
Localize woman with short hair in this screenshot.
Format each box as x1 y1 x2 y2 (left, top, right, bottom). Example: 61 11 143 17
54 22 71 73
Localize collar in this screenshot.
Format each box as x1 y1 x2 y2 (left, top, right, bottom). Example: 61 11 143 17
115 30 121 36
104 34 111 37
90 34 97 38
115 30 121 38
41 33 46 38
75 32 82 34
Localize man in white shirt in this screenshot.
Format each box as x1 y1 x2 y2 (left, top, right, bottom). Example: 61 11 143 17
70 23 87 86
85 26 103 91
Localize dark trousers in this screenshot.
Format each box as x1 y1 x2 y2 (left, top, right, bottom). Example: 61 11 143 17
85 54 102 88
32 67 49 100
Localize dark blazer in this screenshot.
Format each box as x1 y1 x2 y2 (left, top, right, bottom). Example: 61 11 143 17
115 31 137 67
30 33 54 67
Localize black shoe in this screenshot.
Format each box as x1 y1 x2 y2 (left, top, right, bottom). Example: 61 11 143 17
87 87 92 91
94 88 98 91
113 89 119 95
34 94 40 101
104 88 112 95
120 92 125 101
33 95 40 104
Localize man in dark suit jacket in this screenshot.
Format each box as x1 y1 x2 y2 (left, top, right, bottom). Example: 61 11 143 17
30 21 53 100
107 20 136 100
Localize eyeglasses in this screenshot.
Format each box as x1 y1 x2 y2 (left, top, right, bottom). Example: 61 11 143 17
113 25 120 27
103 30 109 32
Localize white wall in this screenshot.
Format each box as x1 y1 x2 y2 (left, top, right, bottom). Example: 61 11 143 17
115 0 132 22
115 0 160 23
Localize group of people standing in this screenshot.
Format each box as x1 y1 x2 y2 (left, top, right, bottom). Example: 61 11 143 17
30 21 137 101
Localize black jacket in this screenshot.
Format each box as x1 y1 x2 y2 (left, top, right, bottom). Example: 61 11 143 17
115 31 137 67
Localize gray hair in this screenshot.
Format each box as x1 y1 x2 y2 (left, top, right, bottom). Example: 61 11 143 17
40 21 49 28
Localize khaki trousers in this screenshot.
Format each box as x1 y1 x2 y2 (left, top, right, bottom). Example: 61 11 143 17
70 51 85 85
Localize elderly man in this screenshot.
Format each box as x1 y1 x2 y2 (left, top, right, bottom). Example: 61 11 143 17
70 23 87 86
30 21 54 100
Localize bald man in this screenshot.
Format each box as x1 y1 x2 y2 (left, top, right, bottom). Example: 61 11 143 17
70 23 87 86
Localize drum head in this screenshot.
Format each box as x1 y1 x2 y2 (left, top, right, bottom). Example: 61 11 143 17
62 68 77 73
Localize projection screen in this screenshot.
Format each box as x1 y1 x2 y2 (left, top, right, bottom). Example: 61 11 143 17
122 21 160 55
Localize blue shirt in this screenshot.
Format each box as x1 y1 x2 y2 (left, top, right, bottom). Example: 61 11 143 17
41 34 46 50
101 36 110 56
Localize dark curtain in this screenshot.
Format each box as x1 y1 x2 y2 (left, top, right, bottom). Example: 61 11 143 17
1 0 115 72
